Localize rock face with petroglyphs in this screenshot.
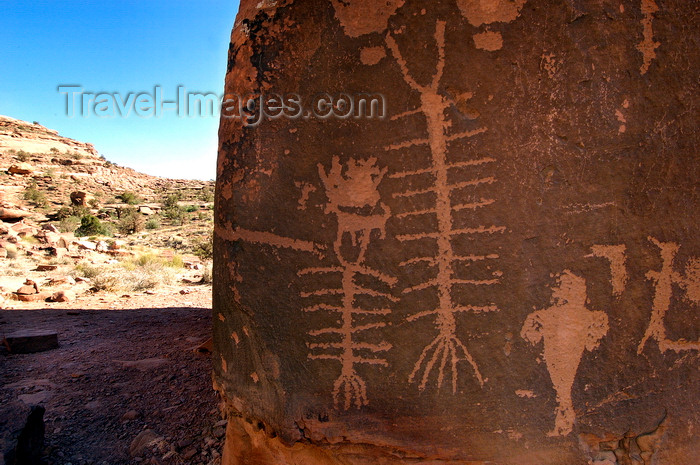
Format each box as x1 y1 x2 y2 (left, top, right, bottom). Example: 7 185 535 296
214 1 699 464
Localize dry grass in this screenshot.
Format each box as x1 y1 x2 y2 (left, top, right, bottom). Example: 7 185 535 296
72 253 183 292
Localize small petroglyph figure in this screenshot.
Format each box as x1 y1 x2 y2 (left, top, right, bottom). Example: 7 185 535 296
638 237 700 353
521 270 609 436
588 244 628 297
318 156 390 248
302 156 396 410
637 0 660 75
216 156 394 410
385 20 504 393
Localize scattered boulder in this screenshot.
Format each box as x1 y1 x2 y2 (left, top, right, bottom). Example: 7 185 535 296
35 264 58 272
3 330 58 354
2 405 46 465
48 276 76 286
129 429 162 457
10 224 36 238
7 163 33 175
108 239 125 251
194 338 213 356
0 207 29 221
95 240 109 253
41 224 60 233
16 280 39 295
69 191 92 207
184 261 203 270
14 293 50 303
138 206 155 215
46 247 66 258
121 410 140 422
35 230 61 247
75 240 97 251
48 290 75 303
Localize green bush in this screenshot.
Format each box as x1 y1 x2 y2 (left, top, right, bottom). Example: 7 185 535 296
145 218 160 230
186 205 199 213
117 207 144 234
199 186 214 202
75 215 107 237
162 206 184 225
192 232 213 260
59 215 81 233
23 181 48 208
161 193 180 209
117 191 141 205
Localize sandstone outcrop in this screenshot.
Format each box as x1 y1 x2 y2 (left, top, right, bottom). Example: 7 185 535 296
225 0 699 463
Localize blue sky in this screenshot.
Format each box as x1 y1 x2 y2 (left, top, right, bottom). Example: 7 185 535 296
1 1 241 180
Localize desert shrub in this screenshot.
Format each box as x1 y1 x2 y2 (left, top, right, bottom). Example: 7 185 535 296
92 273 122 292
71 205 90 217
16 150 29 162
59 215 81 233
23 181 48 207
5 245 18 259
186 205 198 213
117 207 144 234
169 254 184 268
161 193 180 209
162 206 184 225
50 147 59 154
70 152 83 160
88 198 100 209
75 214 107 237
73 263 102 279
117 191 141 205
21 236 39 245
73 254 178 292
192 232 213 260
101 222 115 237
199 186 214 202
130 252 183 269
145 218 160 230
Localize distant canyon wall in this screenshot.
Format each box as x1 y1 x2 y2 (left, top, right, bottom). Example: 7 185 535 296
214 1 699 464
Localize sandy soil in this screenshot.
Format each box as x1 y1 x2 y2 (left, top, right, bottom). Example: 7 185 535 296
0 290 223 465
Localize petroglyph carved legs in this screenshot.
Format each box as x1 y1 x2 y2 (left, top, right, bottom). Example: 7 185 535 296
638 237 700 353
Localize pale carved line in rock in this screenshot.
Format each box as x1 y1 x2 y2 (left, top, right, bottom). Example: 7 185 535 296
638 237 700 354
386 20 505 393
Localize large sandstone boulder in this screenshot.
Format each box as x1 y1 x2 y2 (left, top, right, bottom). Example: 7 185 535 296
214 1 699 464
7 163 33 175
0 207 29 221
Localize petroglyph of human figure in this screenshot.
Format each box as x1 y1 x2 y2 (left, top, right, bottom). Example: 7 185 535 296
216 156 395 411
385 21 503 393
521 271 609 436
302 156 396 410
638 237 700 354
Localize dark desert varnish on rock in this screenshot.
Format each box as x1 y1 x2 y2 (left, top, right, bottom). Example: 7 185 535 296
213 1 699 463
